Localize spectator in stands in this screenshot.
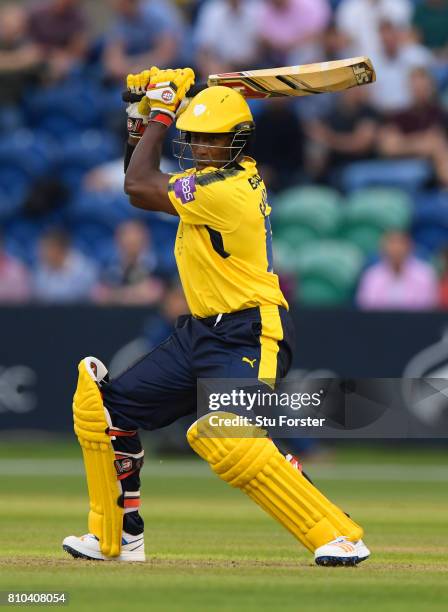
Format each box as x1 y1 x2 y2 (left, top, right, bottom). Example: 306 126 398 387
319 20 351 62
93 220 164 305
27 0 89 81
0 237 31 303
253 99 306 192
413 0 448 57
257 0 331 66
193 0 261 79
84 159 126 193
103 0 180 84
83 156 176 193
0 4 43 107
335 0 412 60
438 246 448 309
33 228 97 303
377 67 448 187
368 19 433 114
305 86 377 186
295 21 351 122
356 231 438 310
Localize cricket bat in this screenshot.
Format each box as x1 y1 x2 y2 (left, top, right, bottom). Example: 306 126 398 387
122 57 376 103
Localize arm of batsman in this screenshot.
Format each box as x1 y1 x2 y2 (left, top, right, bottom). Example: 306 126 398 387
147 68 195 121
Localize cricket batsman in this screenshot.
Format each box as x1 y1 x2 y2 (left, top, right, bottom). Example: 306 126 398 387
63 67 370 566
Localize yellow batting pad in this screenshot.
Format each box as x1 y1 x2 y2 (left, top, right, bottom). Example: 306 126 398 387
73 360 123 557
187 413 363 552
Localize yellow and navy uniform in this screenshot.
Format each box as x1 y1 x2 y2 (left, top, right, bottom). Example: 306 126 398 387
102 157 294 433
167 157 288 318
79 83 361 563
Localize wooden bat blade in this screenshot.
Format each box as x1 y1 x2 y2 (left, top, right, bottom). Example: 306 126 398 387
207 57 376 99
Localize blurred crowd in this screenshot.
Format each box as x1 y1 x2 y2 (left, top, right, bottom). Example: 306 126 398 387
1 0 448 311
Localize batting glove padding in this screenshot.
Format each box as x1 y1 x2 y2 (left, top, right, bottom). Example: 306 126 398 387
147 68 195 126
126 67 159 138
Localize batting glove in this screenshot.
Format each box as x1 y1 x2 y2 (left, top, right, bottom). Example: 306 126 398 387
125 67 159 139
146 67 195 128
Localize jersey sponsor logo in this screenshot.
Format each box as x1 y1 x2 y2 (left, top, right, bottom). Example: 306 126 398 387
174 175 197 204
242 357 257 368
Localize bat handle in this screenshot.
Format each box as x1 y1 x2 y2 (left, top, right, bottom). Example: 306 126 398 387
122 82 206 104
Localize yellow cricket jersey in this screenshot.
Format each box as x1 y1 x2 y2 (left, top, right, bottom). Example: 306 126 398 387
167 157 288 318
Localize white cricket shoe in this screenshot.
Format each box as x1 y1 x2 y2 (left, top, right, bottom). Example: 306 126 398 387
354 539 371 563
315 536 362 567
62 532 145 562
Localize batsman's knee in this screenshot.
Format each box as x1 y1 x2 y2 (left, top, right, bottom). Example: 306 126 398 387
187 412 278 487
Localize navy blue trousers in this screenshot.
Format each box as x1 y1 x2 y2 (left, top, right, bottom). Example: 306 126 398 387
102 306 294 432
102 306 294 535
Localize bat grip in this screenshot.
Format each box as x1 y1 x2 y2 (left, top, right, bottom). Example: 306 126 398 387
122 82 206 103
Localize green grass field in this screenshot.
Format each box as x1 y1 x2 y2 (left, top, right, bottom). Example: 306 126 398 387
1 441 448 611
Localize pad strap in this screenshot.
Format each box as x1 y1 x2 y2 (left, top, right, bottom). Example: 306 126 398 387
106 427 138 438
118 491 141 511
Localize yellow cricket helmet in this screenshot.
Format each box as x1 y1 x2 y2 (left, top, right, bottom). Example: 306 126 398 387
176 86 254 133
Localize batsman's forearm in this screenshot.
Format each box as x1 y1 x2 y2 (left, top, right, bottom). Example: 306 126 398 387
128 122 165 172
124 122 175 214
124 123 166 195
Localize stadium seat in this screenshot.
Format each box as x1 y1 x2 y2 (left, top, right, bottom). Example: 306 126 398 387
0 131 56 220
341 159 432 193
0 131 54 182
412 191 448 253
25 80 104 135
0 187 23 222
67 190 135 229
273 242 297 274
273 185 342 249
339 188 412 254
146 214 179 277
0 181 28 221
71 221 114 263
56 130 121 190
294 240 364 306
3 218 44 265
